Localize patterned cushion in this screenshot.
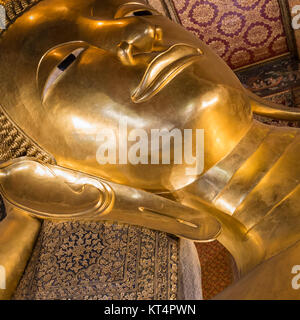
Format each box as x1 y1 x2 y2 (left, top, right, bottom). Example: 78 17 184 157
13 221 179 300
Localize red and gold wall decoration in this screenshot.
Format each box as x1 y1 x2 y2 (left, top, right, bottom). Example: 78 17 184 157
149 0 290 69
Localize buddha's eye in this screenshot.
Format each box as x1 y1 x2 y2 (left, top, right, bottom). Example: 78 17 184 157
114 4 159 19
126 10 153 17
42 47 85 101
57 53 77 71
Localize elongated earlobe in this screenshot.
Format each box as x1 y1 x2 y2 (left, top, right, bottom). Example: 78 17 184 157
247 89 300 121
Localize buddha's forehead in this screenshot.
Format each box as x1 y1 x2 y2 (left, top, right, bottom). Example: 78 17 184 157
2 0 152 54
92 0 148 16
35 0 148 17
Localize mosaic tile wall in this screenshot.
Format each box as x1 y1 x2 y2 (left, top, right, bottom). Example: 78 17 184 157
195 241 238 300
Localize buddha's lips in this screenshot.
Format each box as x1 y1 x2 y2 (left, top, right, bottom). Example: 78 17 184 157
131 44 203 103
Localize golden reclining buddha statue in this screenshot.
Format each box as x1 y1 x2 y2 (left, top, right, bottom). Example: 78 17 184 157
0 0 300 299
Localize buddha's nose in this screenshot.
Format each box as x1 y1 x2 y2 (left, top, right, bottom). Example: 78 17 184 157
77 16 164 66
117 23 163 65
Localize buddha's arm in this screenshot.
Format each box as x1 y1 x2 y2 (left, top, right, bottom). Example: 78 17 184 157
0 202 40 299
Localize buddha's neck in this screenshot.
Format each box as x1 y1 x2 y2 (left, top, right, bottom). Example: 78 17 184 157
174 120 300 275
175 120 299 216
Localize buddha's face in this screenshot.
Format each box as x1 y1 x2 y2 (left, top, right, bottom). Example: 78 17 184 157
0 0 252 191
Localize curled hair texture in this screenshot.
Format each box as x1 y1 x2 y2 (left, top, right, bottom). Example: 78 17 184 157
0 104 55 163
0 0 42 35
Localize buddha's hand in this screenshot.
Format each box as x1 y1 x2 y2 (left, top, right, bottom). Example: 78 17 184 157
0 157 221 242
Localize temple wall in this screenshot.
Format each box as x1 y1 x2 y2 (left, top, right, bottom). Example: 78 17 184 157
148 0 292 69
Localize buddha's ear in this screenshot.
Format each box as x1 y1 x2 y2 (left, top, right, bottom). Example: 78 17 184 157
37 41 89 103
0 158 221 242
247 89 300 121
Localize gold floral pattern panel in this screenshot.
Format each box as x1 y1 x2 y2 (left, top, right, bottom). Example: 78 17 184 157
13 221 178 300
149 0 290 69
